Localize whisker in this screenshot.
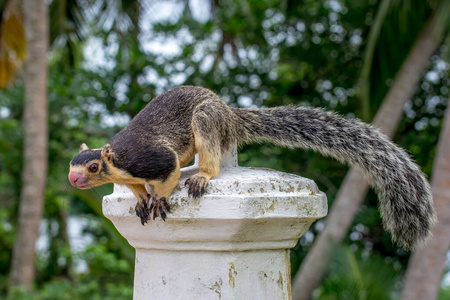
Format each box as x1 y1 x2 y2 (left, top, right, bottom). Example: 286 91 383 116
89 186 102 200
54 182 73 193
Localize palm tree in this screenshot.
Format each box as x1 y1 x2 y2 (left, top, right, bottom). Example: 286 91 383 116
5 0 142 290
401 97 450 300
8 0 48 290
292 1 449 299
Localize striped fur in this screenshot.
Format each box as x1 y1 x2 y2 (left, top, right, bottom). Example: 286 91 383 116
69 86 436 246
231 106 436 249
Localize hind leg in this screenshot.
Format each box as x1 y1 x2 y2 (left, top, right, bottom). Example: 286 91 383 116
185 103 233 198
185 132 221 198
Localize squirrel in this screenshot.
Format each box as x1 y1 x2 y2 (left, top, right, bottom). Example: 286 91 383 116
68 85 436 249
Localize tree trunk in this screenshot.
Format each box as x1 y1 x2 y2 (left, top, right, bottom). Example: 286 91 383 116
291 14 441 300
400 98 450 300
9 0 48 291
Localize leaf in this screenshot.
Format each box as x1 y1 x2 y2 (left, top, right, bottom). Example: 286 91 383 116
0 0 25 89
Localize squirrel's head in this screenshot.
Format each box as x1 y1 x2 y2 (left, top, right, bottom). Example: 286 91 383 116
68 143 115 189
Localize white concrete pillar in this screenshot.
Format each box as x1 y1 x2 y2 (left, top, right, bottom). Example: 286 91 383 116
102 149 327 300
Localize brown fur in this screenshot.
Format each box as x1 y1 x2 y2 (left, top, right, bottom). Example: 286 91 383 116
69 86 435 248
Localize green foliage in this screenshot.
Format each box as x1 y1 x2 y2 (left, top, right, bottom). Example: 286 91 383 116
7 279 132 300
0 0 449 297
439 285 450 300
314 246 400 300
0 64 133 297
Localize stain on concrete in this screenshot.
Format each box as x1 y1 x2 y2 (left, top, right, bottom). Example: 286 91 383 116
277 271 283 288
228 263 237 288
210 278 222 299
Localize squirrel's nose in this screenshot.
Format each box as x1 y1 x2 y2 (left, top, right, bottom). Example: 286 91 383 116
68 172 82 186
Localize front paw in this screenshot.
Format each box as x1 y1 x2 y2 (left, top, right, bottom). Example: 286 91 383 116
135 195 151 225
149 195 171 221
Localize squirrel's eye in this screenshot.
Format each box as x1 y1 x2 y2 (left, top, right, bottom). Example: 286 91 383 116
89 163 98 173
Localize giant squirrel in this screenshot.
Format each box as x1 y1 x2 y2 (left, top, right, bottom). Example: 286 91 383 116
68 85 436 249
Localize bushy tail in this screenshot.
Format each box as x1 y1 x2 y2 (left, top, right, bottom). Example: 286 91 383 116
232 106 436 249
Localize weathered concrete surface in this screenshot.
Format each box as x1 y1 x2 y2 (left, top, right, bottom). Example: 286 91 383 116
102 151 327 299
134 249 291 300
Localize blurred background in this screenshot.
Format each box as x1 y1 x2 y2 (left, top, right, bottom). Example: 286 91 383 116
0 0 449 299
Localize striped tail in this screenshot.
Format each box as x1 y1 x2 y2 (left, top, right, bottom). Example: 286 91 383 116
233 106 436 249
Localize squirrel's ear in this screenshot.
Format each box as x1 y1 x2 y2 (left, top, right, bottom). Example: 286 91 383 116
101 144 114 162
79 143 89 152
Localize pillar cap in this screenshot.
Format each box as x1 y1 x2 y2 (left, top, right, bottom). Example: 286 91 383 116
103 162 327 251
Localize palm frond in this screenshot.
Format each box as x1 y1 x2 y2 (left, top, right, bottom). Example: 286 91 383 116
435 0 450 62
358 0 399 121
358 0 438 119
49 0 89 67
0 0 25 89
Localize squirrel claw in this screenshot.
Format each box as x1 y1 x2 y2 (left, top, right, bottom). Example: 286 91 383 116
135 200 150 225
135 194 170 224
163 199 171 213
159 205 167 221
149 196 170 222
186 175 208 198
